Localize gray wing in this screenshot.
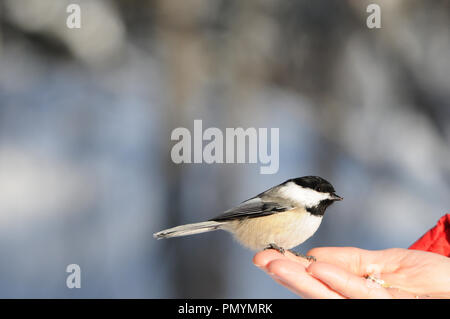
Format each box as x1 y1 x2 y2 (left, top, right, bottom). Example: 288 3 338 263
210 197 293 222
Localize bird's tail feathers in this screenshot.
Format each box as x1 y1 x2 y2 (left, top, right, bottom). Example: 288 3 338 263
153 221 225 239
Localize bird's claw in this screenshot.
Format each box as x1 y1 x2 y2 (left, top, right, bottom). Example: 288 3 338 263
264 243 285 254
288 249 316 262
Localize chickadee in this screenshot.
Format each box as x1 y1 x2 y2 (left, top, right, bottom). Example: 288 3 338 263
153 176 342 259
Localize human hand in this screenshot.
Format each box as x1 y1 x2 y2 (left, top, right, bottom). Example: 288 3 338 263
253 247 450 298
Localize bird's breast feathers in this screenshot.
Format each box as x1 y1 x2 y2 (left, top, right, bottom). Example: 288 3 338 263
224 207 323 251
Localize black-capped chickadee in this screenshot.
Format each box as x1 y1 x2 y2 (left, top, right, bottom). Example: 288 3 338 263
153 176 342 259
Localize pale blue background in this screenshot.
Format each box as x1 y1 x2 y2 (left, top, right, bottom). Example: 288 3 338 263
0 0 449 298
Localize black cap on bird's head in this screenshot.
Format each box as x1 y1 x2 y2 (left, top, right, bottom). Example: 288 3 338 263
286 176 343 216
290 176 343 201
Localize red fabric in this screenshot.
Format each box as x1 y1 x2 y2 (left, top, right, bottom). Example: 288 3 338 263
409 214 450 257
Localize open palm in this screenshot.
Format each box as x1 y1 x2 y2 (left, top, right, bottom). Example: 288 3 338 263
253 247 450 298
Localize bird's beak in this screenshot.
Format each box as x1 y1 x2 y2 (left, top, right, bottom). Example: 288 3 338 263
330 193 343 201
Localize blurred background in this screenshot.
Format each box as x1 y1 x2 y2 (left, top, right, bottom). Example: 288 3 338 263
0 0 449 298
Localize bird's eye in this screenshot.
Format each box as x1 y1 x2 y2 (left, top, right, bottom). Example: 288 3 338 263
315 186 322 192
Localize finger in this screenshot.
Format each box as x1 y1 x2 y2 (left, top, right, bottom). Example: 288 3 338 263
253 250 285 270
307 247 381 276
385 288 416 299
284 250 315 266
253 250 311 270
307 262 392 299
267 259 345 299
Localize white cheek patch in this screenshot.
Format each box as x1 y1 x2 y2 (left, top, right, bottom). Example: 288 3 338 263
280 182 331 207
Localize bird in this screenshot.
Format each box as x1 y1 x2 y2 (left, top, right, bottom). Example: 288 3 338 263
153 176 342 260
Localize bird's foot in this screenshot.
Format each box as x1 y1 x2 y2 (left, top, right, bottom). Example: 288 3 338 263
288 250 316 262
264 243 285 254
